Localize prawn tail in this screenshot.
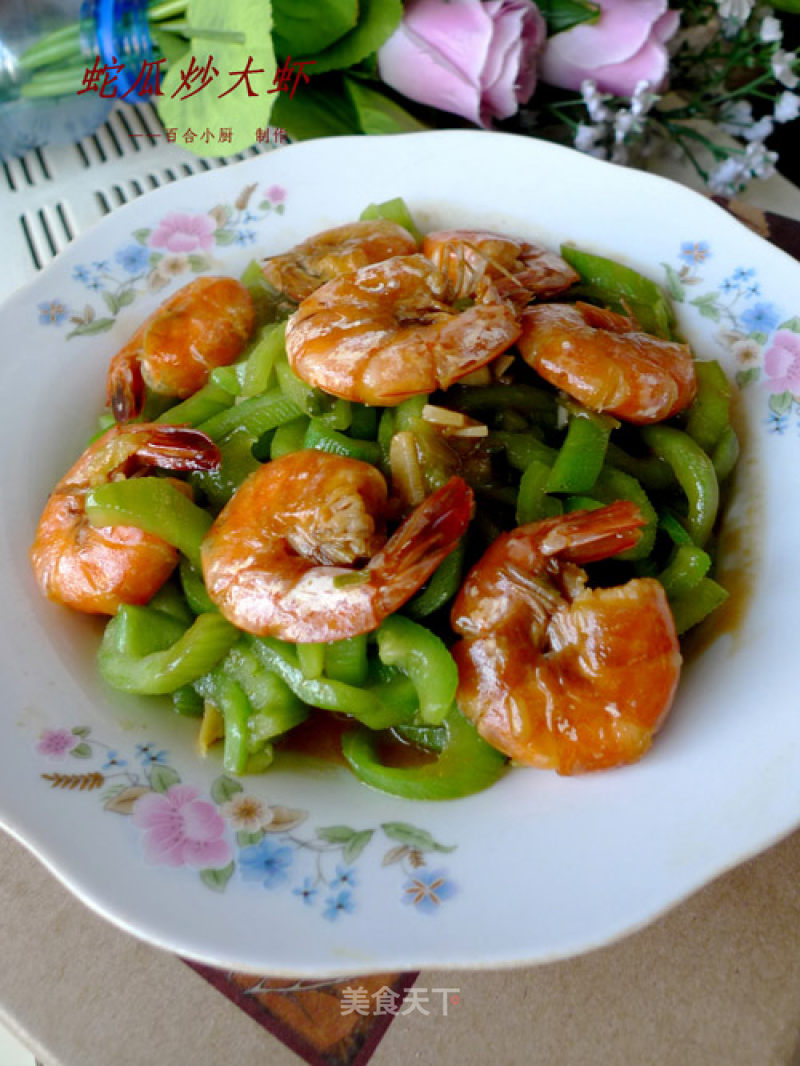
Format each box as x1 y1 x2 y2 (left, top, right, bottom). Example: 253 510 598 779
108 347 146 423
536 500 645 566
129 424 222 472
371 477 474 611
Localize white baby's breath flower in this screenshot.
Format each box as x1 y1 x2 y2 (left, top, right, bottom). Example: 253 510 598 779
613 109 641 142
574 124 602 151
772 49 799 89
719 99 754 135
759 14 783 43
709 156 746 195
744 139 778 178
717 0 754 21
743 115 775 142
580 80 611 123
630 81 659 117
774 91 800 123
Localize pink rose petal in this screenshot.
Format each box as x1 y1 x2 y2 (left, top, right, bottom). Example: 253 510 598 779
403 0 492 82
378 0 544 128
548 0 668 66
540 0 678 95
379 24 484 126
589 37 671 95
653 9 681 44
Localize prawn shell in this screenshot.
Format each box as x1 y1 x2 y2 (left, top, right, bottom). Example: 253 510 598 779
107 276 255 422
453 579 681 774
30 498 180 616
29 423 219 616
285 254 521 406
201 450 473 642
422 229 580 303
518 302 697 424
261 219 418 303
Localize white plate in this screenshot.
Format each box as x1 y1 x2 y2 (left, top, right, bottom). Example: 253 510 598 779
2 131 798 975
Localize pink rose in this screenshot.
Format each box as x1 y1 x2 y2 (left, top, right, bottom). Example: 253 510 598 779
540 0 680 96
378 0 546 128
265 185 286 203
133 785 232 869
36 728 80 760
763 330 800 394
149 212 217 254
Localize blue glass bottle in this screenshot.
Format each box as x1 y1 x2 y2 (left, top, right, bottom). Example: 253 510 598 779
0 0 155 160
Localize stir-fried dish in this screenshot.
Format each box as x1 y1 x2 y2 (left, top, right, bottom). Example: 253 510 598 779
29 199 738 800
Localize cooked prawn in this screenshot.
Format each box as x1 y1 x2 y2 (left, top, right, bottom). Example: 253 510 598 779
284 254 521 406
201 449 473 642
517 301 696 423
422 229 579 306
30 423 220 615
107 277 255 423
450 501 682 774
261 219 418 303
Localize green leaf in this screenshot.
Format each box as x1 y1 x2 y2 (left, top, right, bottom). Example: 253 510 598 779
344 76 428 135
690 293 721 322
102 291 120 315
67 316 115 338
769 390 793 415
152 28 190 66
200 862 235 892
748 330 768 345
117 289 136 308
661 262 685 303
71 742 92 759
188 253 209 273
149 764 181 793
381 822 456 853
273 0 358 57
133 227 151 245
778 316 800 333
316 824 357 843
210 774 243 804
214 229 237 245
310 0 403 73
271 73 359 139
537 0 601 33
236 828 265 846
342 829 373 863
735 367 761 388
71 726 90 737
157 0 276 158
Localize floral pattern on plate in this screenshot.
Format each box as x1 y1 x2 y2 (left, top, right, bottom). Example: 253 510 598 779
36 726 458 915
38 182 287 339
663 240 800 433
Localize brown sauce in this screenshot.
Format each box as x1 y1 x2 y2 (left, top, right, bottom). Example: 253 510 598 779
274 711 349 766
274 711 438 770
374 731 439 769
